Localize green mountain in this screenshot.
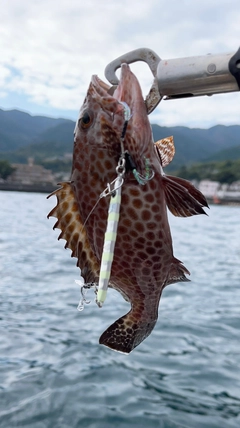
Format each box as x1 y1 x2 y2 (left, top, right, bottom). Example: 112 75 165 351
173 159 240 184
0 108 73 152
0 109 239 169
204 144 240 162
151 124 240 169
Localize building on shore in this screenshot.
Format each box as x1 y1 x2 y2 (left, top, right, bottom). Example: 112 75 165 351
198 180 220 199
7 158 56 185
217 181 240 201
198 179 240 203
0 158 57 192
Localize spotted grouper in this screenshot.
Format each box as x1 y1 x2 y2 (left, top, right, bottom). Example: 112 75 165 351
48 63 208 354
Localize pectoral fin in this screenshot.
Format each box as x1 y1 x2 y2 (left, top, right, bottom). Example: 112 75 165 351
162 175 208 217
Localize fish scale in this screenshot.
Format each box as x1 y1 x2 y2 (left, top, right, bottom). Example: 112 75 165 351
48 63 208 354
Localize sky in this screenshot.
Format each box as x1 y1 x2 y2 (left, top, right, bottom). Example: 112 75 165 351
1 0 240 128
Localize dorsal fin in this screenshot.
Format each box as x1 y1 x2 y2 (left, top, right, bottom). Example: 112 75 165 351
154 136 175 167
47 182 99 283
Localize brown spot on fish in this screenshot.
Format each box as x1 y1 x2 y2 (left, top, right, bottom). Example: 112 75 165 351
145 231 155 240
146 246 157 255
104 159 113 170
146 222 156 230
141 209 151 222
96 160 105 175
132 198 143 209
151 203 160 213
126 207 137 220
122 217 132 228
135 222 144 233
129 187 139 197
137 237 145 246
90 153 96 162
98 150 105 159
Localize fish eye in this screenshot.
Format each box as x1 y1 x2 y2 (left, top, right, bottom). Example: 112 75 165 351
79 111 93 129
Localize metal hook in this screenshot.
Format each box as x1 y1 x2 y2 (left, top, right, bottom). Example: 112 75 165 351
100 176 124 198
105 48 162 114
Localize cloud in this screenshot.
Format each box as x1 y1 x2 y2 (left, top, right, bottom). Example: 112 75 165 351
0 65 11 85
0 0 240 127
151 92 240 128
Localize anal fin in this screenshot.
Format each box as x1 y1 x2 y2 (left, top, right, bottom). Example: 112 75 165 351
165 258 190 287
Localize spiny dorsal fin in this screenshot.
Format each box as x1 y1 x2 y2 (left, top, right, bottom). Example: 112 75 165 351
154 136 175 167
47 182 99 283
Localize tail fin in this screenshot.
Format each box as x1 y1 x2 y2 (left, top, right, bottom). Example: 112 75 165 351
99 311 157 354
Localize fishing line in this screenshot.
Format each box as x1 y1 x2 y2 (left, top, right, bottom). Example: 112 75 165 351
82 196 102 230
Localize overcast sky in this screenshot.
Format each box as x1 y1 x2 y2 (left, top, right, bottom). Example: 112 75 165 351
1 0 240 128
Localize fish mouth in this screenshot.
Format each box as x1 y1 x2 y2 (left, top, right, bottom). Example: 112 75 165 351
91 63 151 161
91 74 112 96
114 64 152 160
113 64 148 121
91 63 146 115
112 63 145 106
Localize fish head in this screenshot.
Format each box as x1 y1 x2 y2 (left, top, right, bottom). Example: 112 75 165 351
74 76 122 152
74 63 153 173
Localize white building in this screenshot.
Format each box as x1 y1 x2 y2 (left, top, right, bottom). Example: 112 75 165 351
7 158 55 185
198 180 220 198
217 181 240 200
198 179 240 202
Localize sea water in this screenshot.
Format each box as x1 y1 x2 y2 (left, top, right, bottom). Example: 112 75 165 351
0 190 240 428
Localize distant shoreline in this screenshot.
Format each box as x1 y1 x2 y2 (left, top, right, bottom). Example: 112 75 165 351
206 197 240 206
0 182 57 194
1 182 240 205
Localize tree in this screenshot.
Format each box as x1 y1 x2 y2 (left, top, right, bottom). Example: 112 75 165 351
172 159 240 184
0 160 15 179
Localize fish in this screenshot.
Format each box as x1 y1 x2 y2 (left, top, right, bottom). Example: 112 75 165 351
47 63 208 354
